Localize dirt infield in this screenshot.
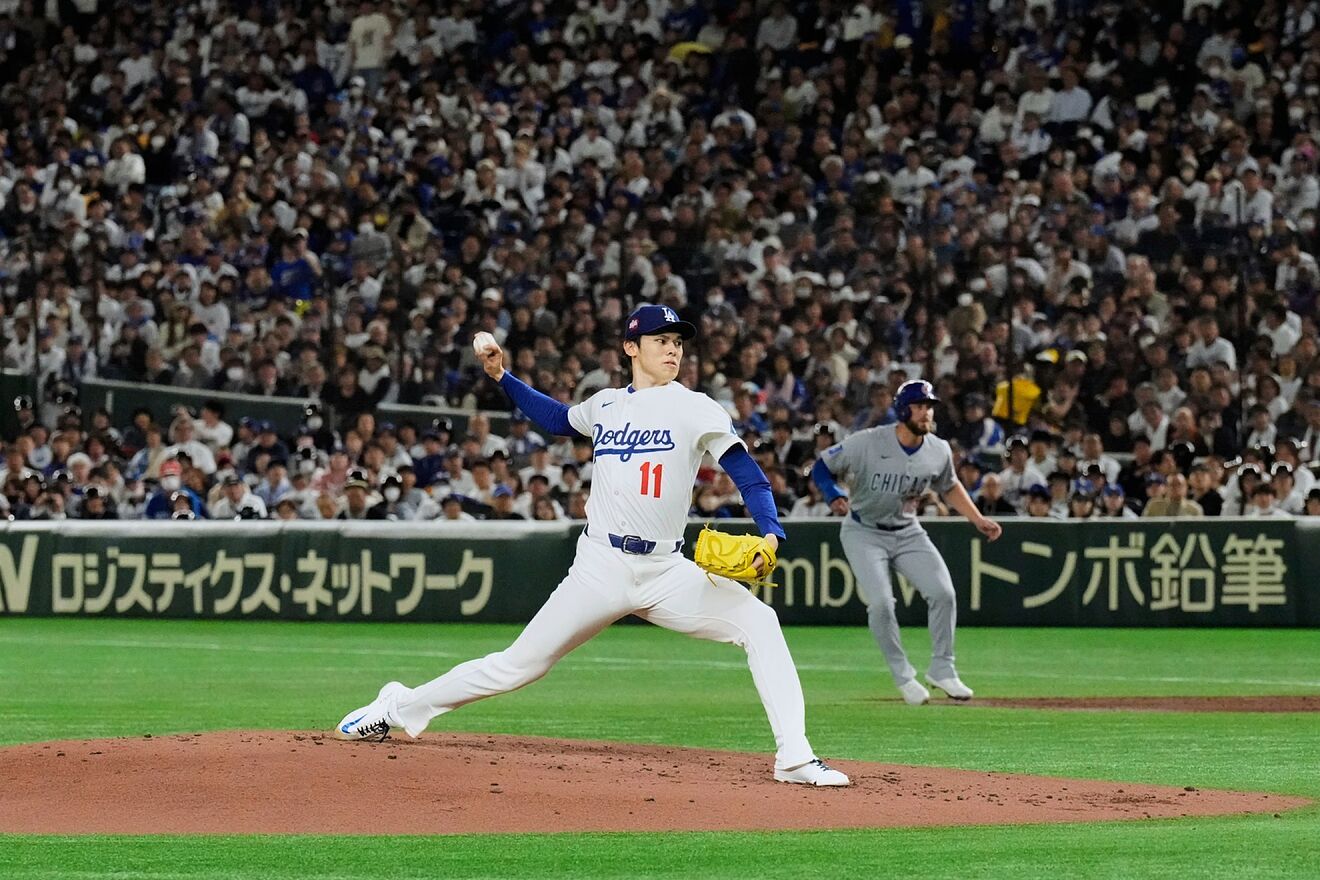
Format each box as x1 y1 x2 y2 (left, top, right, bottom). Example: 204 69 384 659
0 731 1307 835
967 696 1320 713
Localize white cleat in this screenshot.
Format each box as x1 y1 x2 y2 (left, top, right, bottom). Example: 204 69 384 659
898 678 931 706
774 759 851 787
334 681 409 741
925 673 974 701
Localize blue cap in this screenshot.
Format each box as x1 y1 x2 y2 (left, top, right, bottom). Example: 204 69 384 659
624 304 696 341
1102 484 1124 497
493 485 514 498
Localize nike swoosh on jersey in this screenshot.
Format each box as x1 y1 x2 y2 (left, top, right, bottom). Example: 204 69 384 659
602 402 614 408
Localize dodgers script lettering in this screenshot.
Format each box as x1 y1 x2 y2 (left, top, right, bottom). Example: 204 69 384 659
592 422 677 461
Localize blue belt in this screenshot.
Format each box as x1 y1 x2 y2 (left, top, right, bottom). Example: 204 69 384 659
850 511 914 532
586 526 683 555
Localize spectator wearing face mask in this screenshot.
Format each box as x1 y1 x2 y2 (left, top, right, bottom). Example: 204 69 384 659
367 472 412 520
300 402 338 452
143 459 205 519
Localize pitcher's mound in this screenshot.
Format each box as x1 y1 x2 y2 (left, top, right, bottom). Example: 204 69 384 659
0 732 1306 835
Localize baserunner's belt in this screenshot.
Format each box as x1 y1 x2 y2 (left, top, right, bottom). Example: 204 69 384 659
850 511 915 532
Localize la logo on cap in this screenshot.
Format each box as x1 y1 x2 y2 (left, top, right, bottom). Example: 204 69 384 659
662 307 678 322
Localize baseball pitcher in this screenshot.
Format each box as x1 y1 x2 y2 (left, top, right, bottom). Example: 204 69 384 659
335 305 849 786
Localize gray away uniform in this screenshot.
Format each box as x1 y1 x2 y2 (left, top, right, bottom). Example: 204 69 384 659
820 425 961 685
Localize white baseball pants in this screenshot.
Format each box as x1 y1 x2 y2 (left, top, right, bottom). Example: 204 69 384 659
391 531 817 770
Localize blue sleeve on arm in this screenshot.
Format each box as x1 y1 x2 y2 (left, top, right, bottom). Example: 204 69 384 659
497 372 583 438
719 446 787 541
811 458 846 503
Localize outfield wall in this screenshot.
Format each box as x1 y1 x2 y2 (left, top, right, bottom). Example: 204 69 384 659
0 519 1316 626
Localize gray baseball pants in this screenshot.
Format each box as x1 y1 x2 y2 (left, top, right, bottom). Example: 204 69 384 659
839 520 959 685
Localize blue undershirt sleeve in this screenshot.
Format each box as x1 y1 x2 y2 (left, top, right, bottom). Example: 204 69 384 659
496 372 583 438
719 446 787 541
811 458 847 503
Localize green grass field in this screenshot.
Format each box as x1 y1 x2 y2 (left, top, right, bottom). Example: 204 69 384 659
2 618 1319 879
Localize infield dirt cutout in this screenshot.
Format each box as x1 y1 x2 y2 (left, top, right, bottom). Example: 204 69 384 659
0 723 1309 835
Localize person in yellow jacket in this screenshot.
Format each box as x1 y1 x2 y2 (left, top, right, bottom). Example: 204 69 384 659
993 366 1041 426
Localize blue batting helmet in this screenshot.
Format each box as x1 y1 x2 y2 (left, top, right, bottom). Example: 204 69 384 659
894 380 940 422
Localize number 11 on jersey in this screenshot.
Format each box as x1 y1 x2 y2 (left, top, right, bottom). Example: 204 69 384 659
639 461 663 498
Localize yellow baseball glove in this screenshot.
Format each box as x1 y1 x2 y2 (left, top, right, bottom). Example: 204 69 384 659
693 525 778 587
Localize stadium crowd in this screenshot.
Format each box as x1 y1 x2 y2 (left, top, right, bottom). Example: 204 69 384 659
5 0 1320 521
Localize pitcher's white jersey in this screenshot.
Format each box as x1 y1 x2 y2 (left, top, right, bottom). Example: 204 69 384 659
568 382 743 543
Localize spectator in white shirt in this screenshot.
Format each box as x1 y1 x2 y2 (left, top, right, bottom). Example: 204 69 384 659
1259 303 1302 356
1222 167 1274 226
118 44 155 92
997 437 1047 511
1244 405 1278 449
1047 68 1093 127
937 138 977 191
890 146 937 209
568 121 616 171
979 90 1018 145
1079 433 1122 484
756 2 798 52
103 137 146 194
175 113 220 166
1187 88 1221 134
1274 242 1319 293
211 474 269 520
348 0 393 98
518 444 564 491
1153 366 1187 413
1277 151 1319 217
1271 464 1306 515
195 401 235 453
437 6 478 52
164 416 218 476
1131 400 1171 450
1246 484 1291 517
1185 314 1238 372
1016 68 1055 124
1011 112 1052 158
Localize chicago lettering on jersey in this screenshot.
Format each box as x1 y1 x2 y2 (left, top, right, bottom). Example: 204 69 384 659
869 472 933 497
592 422 677 461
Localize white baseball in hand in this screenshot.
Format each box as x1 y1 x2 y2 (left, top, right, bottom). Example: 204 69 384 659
472 331 498 356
